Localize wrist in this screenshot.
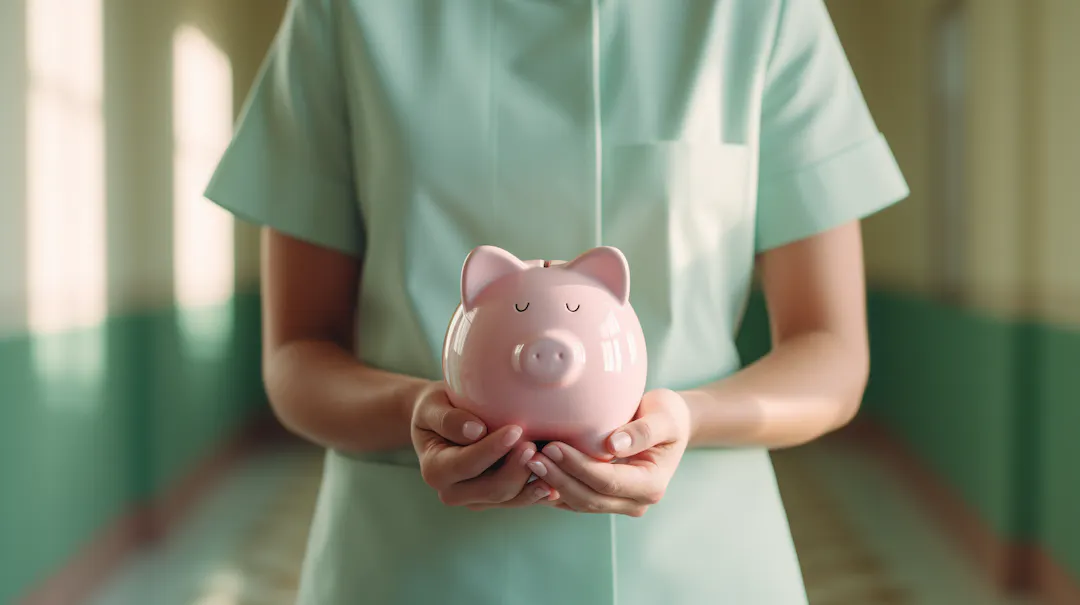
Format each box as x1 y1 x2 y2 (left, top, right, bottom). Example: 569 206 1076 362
677 389 710 446
398 377 435 426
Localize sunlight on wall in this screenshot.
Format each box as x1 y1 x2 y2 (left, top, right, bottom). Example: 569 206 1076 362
26 0 106 334
25 0 106 384
173 24 235 354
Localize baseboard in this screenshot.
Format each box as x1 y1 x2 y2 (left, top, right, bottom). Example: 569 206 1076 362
838 419 1080 604
15 513 146 605
1031 545 1080 605
143 415 291 542
17 412 293 605
836 419 1020 587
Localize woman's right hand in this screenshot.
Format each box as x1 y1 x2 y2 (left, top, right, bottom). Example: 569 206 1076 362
410 382 558 510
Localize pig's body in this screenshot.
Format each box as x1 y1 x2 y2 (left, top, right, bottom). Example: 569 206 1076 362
442 246 647 459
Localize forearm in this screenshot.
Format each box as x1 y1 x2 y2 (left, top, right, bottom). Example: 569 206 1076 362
680 330 869 449
264 339 430 453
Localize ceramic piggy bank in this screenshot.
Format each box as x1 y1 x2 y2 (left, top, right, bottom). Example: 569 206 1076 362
441 245 648 459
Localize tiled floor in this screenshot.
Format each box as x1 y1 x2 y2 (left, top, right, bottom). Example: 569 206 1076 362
84 438 1045 605
773 442 1041 605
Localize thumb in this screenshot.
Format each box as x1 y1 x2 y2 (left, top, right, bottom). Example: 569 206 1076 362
607 413 674 457
606 389 685 457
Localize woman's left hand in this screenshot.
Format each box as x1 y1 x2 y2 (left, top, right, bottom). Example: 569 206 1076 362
525 389 692 517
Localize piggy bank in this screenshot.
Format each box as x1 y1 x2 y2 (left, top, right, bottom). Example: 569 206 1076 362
441 245 648 459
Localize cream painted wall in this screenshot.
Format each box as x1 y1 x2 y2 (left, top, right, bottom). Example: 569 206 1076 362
104 0 286 311
1031 0 1080 325
105 0 177 313
962 0 1027 316
828 0 941 296
827 0 1026 306
828 0 1079 325
0 0 284 331
181 0 287 292
0 1 28 336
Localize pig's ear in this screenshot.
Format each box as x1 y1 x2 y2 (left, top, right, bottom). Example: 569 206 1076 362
461 246 528 312
563 246 630 305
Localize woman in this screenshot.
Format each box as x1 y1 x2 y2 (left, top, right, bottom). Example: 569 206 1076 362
206 0 908 602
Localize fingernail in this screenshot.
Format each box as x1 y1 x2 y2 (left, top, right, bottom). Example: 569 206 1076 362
611 432 632 453
533 486 551 499
542 443 563 462
503 426 523 446
519 446 536 466
463 421 485 440
528 460 547 477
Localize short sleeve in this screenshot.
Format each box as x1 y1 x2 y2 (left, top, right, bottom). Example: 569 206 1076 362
203 0 364 258
755 0 909 253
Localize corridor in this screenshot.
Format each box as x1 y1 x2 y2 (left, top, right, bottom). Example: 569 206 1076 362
3 0 1078 603
83 433 1043 605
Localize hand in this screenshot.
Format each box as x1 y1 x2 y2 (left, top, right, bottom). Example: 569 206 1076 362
410 381 558 509
525 389 691 517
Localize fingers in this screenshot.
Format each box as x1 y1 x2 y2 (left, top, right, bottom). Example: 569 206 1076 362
440 440 536 506
466 480 558 511
539 443 662 505
411 384 567 511
606 411 676 458
413 387 488 446
526 453 648 517
422 424 524 488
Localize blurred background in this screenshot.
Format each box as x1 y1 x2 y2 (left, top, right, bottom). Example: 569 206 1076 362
0 0 1077 604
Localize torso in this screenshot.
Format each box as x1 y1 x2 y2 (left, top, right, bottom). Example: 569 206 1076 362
296 2 809 602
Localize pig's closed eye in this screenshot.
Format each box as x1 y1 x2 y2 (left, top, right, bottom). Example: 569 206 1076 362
566 303 580 312
515 303 529 312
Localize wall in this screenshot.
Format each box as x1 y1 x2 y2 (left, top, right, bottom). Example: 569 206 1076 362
1029 0 1080 582
752 0 1080 592
798 0 1024 547
0 1 286 602
2 0 1076 600
827 0 940 296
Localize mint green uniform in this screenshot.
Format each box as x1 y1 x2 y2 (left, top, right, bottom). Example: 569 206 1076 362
206 0 908 602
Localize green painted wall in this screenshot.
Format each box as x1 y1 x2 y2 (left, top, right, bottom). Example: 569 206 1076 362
0 292 266 604
862 292 1023 538
1034 325 1080 580
739 289 1080 589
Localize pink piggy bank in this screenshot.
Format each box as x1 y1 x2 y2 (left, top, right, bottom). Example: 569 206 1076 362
441 245 648 460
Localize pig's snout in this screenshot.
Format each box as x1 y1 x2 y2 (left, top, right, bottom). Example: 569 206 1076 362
515 331 584 386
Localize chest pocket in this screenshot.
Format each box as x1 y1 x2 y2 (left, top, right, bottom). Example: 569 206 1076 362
603 141 750 252
602 141 751 276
